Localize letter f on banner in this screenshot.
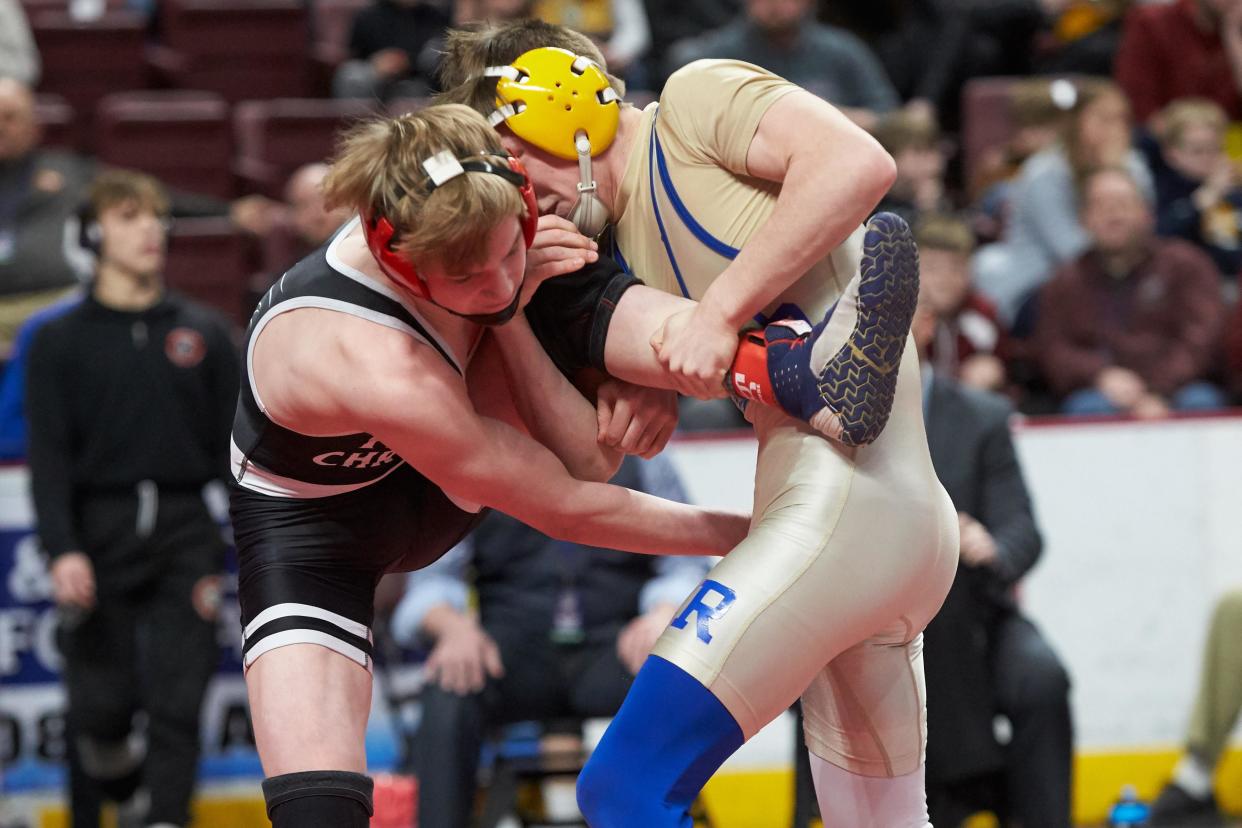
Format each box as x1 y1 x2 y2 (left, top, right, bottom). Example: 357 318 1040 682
671 580 736 644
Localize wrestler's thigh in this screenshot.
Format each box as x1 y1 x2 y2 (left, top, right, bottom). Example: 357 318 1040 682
651 408 955 739
603 285 697 389
246 642 372 777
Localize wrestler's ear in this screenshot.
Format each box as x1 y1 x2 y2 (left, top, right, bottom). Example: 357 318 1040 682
500 134 524 158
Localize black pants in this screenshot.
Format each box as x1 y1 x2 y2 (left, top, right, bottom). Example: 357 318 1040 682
927 613 1073 828
414 626 635 828
59 490 222 827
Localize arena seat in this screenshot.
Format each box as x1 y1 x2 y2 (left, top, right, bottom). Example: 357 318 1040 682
311 0 370 94
960 77 1020 192
148 0 312 102
95 91 234 199
233 98 376 198
164 217 254 327
29 11 148 147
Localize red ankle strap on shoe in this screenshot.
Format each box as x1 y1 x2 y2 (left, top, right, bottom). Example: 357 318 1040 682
729 332 780 407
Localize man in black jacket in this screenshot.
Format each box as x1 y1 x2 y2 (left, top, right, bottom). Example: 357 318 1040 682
917 302 1073 827
25 170 238 828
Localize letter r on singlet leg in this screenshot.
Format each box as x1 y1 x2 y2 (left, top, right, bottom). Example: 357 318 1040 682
670 579 737 644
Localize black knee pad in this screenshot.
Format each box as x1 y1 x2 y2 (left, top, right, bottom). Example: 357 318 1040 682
262 770 373 828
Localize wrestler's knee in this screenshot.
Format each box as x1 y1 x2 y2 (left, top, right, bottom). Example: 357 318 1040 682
577 748 628 825
578 758 684 828
263 770 373 828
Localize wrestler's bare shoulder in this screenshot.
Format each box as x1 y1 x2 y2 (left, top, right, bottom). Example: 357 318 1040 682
252 307 471 436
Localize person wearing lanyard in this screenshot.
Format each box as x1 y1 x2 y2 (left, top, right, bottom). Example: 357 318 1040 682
391 454 708 828
439 22 958 827
25 170 238 828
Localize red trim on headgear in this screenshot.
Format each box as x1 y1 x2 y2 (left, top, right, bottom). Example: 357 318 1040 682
362 156 539 299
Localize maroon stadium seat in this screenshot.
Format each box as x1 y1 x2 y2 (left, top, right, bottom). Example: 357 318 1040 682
311 0 370 93
164 217 253 327
234 98 375 198
149 0 312 102
95 91 234 199
30 11 148 147
33 94 76 151
960 77 1021 192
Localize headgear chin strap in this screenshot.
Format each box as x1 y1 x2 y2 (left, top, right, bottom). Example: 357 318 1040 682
484 47 620 237
566 132 611 238
362 151 538 325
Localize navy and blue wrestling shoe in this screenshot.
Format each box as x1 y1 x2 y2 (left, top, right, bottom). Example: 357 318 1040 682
730 212 920 446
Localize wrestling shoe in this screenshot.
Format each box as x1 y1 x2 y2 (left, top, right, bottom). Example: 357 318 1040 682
729 212 920 446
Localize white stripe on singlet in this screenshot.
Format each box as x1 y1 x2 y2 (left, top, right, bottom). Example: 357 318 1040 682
243 630 371 672
243 601 373 642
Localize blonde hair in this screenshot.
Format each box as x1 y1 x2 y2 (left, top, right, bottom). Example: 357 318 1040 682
915 212 975 256
323 104 524 273
87 168 170 220
1157 97 1227 148
436 19 626 117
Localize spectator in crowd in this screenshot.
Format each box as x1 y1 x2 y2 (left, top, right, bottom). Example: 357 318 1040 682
819 0 1011 130
640 0 741 88
973 78 1152 327
666 0 899 130
263 162 350 267
1115 0 1242 125
529 0 653 84
333 0 452 101
1147 588 1242 825
253 162 353 300
284 162 350 251
392 455 709 828
916 213 1009 393
873 109 951 228
26 170 237 828
915 292 1072 828
0 0 40 86
1035 0 1129 76
1036 166 1228 417
969 78 1071 243
0 77 276 356
1147 98 1242 279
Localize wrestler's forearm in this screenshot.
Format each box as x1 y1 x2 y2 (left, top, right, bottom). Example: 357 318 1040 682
492 314 621 481
539 484 748 558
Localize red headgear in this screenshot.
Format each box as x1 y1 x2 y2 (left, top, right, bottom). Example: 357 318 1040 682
362 154 539 299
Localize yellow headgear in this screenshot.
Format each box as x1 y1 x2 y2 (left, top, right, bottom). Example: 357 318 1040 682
485 47 620 161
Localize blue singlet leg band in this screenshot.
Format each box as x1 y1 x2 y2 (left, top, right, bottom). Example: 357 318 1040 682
577 655 745 827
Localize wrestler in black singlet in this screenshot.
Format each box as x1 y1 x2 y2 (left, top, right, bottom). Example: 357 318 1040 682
230 219 639 671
